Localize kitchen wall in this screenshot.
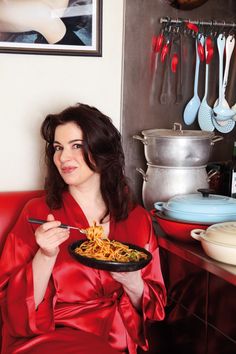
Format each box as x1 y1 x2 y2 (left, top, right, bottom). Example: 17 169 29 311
0 0 124 191
122 0 236 203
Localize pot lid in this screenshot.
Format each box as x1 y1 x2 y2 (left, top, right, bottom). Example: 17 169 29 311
202 222 236 246
142 123 214 139
164 189 236 215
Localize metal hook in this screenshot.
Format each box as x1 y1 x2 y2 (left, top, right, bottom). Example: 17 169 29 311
162 16 172 35
198 19 206 37
210 20 218 38
228 23 236 38
220 20 226 38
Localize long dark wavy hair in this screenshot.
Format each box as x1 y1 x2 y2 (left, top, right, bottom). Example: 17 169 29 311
41 103 136 222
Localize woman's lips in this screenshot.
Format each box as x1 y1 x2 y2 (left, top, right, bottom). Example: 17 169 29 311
61 166 77 174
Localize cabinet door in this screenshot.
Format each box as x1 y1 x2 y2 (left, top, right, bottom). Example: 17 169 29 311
155 304 207 354
207 325 236 354
208 274 236 343
157 249 208 354
160 249 208 319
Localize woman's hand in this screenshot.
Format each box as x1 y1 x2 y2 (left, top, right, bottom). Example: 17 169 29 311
34 214 70 258
110 270 143 290
110 244 150 310
110 270 144 310
32 214 69 307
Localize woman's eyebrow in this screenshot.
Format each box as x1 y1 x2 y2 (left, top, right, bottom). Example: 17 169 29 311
69 139 83 143
53 139 83 144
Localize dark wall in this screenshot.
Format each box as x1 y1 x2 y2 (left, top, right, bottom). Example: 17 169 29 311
122 0 236 203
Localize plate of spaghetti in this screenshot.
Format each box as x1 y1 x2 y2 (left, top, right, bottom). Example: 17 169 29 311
68 223 152 272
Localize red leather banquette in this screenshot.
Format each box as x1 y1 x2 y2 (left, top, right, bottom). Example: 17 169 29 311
0 190 44 351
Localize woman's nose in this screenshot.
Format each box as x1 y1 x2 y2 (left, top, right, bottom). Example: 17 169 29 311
59 148 72 162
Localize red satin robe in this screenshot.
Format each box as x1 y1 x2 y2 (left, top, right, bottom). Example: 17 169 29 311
0 192 166 354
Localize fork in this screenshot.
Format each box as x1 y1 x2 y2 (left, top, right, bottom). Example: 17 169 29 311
28 218 88 234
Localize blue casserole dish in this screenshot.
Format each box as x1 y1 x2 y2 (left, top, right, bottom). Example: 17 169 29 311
154 189 236 224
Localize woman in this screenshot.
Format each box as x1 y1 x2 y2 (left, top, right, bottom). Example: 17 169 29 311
0 103 166 354
0 0 87 44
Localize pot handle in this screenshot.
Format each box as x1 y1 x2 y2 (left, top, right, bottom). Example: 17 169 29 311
190 229 205 241
149 209 156 216
149 209 158 221
207 169 219 182
211 135 224 145
133 135 148 145
136 167 148 181
153 202 164 212
173 122 183 133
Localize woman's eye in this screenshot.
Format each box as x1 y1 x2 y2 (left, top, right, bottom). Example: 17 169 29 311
54 145 62 151
73 143 83 149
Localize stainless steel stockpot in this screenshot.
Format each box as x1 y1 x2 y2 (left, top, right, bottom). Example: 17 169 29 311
136 164 209 210
133 123 223 167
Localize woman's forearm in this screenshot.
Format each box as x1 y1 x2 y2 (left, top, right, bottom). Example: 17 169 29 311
32 249 58 308
123 278 144 311
110 270 145 310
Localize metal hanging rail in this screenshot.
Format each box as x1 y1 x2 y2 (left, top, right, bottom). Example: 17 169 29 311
160 17 236 28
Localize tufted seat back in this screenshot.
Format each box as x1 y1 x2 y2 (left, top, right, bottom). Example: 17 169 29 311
0 190 44 351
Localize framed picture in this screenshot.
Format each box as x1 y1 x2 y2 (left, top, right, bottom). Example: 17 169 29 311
0 0 102 56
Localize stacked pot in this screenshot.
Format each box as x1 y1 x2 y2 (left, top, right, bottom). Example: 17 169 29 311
133 123 223 210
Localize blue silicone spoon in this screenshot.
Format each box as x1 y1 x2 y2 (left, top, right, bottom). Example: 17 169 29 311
198 40 215 131
183 35 203 125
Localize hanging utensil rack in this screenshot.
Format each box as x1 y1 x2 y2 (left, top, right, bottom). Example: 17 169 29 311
160 17 236 28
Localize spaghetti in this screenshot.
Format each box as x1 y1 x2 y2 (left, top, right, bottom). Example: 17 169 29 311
74 223 148 263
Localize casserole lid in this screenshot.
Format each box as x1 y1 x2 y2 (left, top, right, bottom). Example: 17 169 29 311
163 189 236 215
202 222 236 245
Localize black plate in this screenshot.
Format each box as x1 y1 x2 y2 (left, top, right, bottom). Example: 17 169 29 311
68 239 152 272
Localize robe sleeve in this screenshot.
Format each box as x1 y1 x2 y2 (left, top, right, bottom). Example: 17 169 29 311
117 210 166 352
0 203 56 337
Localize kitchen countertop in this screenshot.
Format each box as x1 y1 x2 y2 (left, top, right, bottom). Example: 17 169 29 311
153 222 236 286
